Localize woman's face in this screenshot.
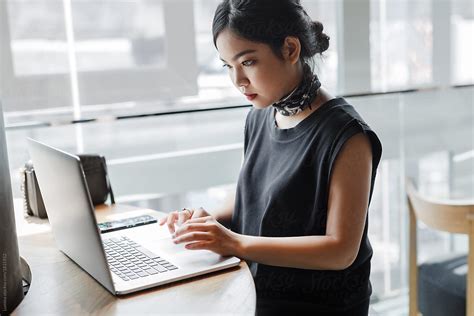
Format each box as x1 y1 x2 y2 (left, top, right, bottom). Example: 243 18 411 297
216 28 299 109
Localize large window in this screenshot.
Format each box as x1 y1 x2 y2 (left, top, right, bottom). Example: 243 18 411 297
1 0 199 123
2 0 473 127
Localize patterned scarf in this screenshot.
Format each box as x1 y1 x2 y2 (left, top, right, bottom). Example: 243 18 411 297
271 63 321 116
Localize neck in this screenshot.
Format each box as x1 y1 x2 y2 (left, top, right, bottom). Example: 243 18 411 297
281 63 304 100
272 62 321 117
274 87 332 129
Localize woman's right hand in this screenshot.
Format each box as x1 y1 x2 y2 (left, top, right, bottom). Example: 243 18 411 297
158 207 211 235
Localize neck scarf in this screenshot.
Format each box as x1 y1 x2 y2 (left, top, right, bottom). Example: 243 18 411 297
272 63 321 116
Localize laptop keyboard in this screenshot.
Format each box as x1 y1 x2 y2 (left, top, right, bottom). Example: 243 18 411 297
103 236 178 282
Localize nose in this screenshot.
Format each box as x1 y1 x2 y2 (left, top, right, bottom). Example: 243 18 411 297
232 68 249 90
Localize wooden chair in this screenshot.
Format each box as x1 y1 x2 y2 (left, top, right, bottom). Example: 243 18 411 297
407 178 474 316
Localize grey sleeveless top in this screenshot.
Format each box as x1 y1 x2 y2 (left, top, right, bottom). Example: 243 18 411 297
232 97 382 310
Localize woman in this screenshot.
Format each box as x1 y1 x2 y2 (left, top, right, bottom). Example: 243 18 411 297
159 1 382 315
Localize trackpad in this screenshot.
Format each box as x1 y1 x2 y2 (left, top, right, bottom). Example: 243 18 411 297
123 224 225 267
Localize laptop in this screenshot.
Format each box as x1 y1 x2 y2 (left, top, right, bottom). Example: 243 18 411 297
27 138 241 295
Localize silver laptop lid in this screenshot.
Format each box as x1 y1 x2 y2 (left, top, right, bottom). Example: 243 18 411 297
27 138 115 294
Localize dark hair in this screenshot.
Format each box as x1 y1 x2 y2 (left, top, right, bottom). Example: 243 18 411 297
212 0 330 64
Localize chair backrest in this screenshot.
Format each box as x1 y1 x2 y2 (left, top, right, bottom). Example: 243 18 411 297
406 179 473 234
406 177 474 316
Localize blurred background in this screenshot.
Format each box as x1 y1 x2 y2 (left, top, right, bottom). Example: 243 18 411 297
0 1 473 314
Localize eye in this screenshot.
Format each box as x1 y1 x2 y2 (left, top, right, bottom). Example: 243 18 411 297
242 60 255 67
222 63 232 69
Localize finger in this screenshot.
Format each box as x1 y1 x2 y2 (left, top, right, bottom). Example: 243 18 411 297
166 211 179 234
159 213 175 225
185 241 211 250
173 232 213 244
177 211 185 226
174 223 211 237
158 216 166 225
185 216 212 224
179 208 195 225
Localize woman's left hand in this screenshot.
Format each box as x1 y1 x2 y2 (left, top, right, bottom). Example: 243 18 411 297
172 212 241 257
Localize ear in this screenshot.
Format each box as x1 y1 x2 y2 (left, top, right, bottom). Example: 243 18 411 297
281 36 301 65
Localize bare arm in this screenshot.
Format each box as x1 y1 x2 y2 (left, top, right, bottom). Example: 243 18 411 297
233 132 373 270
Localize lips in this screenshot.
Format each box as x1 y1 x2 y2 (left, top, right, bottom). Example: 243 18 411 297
244 93 257 101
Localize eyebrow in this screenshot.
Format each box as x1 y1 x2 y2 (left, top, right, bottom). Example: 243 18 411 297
219 49 257 63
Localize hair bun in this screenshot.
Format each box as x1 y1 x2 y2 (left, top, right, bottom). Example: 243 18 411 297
311 21 330 54
311 21 323 35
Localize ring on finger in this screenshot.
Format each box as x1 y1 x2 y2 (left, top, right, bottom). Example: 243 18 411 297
181 208 193 216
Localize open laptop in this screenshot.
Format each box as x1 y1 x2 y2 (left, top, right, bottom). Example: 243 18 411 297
27 138 241 295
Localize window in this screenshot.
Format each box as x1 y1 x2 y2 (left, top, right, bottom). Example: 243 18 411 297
1 0 198 123
452 0 474 84
370 0 433 91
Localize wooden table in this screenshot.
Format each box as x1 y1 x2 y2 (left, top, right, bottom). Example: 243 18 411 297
13 204 256 315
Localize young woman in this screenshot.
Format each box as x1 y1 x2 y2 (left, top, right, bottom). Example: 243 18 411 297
159 1 382 315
